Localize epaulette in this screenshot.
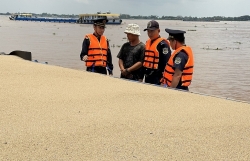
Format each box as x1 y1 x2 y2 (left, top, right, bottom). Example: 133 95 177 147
161 39 168 45
160 39 170 46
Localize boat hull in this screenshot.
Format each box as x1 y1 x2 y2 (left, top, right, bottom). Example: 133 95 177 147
9 17 122 24
10 17 78 23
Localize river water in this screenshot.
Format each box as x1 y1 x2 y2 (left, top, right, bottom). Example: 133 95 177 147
1 15 249 102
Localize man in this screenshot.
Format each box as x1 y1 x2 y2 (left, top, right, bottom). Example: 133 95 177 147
141 20 171 85
161 29 194 91
80 18 113 75
117 24 145 81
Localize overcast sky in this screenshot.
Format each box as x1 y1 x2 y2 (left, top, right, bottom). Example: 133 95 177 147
0 0 249 17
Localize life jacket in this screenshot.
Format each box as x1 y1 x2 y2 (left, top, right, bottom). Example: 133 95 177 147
162 46 194 87
85 34 108 67
143 38 170 69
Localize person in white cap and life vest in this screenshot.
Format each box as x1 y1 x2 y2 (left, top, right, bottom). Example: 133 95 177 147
140 20 172 85
117 24 145 81
80 18 113 75
161 29 194 91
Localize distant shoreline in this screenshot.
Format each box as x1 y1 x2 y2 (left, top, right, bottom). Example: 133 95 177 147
1 12 250 21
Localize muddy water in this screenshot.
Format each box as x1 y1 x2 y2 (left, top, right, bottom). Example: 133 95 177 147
1 16 249 102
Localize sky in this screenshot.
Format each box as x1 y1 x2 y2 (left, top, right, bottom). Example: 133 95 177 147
0 0 249 17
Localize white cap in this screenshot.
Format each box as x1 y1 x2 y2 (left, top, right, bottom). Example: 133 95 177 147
124 24 141 36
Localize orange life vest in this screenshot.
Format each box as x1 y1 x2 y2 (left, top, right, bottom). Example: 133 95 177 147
143 38 170 69
162 46 194 87
85 34 108 67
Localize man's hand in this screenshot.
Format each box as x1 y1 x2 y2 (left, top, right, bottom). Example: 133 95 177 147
82 55 88 61
121 69 128 76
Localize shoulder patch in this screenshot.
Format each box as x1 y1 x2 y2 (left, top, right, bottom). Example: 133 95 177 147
163 48 168 54
174 57 182 64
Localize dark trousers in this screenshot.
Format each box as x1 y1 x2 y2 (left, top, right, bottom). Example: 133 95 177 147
145 75 161 85
120 73 140 81
142 67 162 85
86 66 107 75
176 86 189 91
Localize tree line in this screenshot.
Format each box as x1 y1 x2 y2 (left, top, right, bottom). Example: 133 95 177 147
120 14 250 21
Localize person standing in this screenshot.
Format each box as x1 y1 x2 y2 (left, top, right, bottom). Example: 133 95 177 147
80 18 113 75
141 20 171 85
161 29 194 91
117 24 145 81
